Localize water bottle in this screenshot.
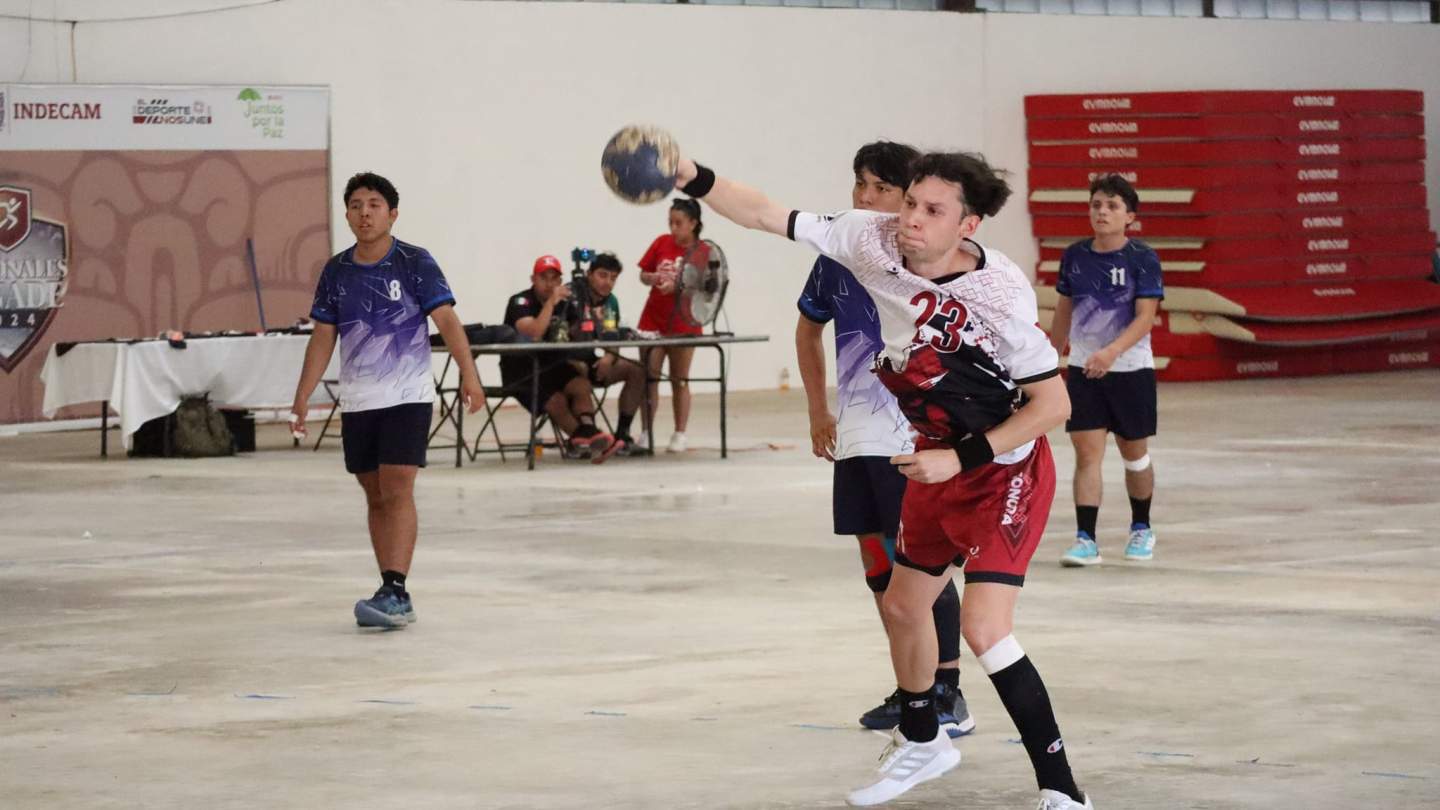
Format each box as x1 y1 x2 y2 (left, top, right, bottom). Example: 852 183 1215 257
779 367 791 391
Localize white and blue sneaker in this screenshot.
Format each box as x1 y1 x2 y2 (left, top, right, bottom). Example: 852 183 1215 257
1060 533 1102 568
354 586 415 628
1124 524 1156 561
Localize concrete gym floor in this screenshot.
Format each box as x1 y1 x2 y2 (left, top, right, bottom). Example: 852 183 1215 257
2 372 1438 809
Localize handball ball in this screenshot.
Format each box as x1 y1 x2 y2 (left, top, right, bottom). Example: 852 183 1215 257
602 125 679 204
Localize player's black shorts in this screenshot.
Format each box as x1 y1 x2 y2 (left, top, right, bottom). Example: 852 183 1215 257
1065 367 1157 440
340 402 433 474
505 360 582 413
833 456 908 536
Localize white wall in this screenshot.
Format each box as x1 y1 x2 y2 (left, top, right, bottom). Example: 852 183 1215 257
6 0 1438 392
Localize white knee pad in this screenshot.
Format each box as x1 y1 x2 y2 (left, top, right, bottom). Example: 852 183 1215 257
1122 453 1151 472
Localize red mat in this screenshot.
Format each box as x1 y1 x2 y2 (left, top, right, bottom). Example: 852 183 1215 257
1028 163 1424 190
1035 280 1440 322
1157 339 1440 381
1026 183 1428 214
1028 114 1423 144
1161 280 1440 321
1035 255 1435 287
1030 139 1425 167
1030 210 1432 239
1037 232 1437 263
1025 90 1423 119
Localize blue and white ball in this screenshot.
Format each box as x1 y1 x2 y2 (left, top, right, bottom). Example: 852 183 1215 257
601 125 679 205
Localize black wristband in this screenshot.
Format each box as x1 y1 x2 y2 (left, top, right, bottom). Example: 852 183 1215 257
953 433 995 472
681 163 716 198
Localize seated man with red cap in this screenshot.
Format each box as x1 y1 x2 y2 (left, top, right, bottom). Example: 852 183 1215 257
501 255 621 461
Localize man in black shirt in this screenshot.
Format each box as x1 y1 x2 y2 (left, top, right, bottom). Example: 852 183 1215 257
502 255 618 462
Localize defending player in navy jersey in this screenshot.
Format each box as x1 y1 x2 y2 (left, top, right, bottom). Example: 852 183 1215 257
795 141 971 739
1048 174 1163 568
667 153 1091 809
290 172 484 629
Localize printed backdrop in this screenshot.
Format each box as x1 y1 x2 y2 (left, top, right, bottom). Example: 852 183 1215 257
0 84 330 423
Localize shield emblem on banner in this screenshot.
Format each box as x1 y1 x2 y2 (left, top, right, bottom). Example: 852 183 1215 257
0 205 69 373
0 186 33 252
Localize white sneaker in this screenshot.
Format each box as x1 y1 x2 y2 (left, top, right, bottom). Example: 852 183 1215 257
846 728 960 806
666 431 688 453
1037 788 1094 809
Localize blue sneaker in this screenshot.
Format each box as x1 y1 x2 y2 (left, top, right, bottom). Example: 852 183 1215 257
1124 524 1156 561
1060 533 1102 567
934 682 976 738
354 585 415 628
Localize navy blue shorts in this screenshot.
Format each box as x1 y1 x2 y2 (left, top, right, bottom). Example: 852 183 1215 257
340 403 433 474
1065 367 1157 440
833 456 908 537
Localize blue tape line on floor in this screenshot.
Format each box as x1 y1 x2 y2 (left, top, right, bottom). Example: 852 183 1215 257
235 693 293 700
586 710 626 717
1362 771 1428 780
1138 751 1195 758
358 699 416 705
468 704 512 711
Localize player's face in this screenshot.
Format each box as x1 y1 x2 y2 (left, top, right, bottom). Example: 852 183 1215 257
588 268 618 298
898 177 980 263
532 270 563 298
852 169 904 213
345 188 397 244
669 210 698 244
1089 191 1135 239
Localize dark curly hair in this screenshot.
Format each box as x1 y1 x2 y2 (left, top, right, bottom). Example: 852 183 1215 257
909 152 1012 219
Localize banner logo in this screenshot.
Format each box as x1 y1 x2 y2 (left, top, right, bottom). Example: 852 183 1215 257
132 98 212 125
0 186 70 372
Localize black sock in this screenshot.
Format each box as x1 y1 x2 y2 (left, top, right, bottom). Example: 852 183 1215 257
1075 505 1098 538
932 578 961 668
1130 496 1152 528
616 411 635 437
935 667 960 691
896 686 939 742
988 654 1081 802
381 569 407 596
572 423 598 439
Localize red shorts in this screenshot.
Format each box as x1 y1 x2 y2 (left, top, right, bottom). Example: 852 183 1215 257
895 436 1056 586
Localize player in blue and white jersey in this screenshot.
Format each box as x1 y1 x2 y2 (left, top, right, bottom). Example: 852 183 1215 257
1048 174 1164 567
290 172 484 628
795 141 971 739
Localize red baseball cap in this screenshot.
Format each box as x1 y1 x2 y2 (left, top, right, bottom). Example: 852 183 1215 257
533 255 563 276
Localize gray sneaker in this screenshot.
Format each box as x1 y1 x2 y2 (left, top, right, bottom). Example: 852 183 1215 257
934 681 976 738
354 586 414 628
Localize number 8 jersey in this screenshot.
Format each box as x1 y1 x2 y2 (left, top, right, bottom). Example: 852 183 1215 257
788 209 1059 464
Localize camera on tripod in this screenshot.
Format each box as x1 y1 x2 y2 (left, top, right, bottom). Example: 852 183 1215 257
564 246 601 341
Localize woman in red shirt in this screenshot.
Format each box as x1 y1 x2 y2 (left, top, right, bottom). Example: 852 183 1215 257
637 198 704 453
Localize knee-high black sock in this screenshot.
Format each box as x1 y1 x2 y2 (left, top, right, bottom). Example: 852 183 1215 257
896 686 939 743
932 578 961 668
616 411 636 437
1075 505 1098 538
981 637 1081 802
1129 496 1152 528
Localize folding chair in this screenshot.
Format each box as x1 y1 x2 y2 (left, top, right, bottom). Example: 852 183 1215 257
312 379 342 451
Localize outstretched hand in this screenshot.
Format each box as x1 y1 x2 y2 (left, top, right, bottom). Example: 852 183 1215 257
674 157 698 190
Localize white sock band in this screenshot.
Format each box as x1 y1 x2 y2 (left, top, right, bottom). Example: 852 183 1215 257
977 634 1025 675
1123 453 1152 472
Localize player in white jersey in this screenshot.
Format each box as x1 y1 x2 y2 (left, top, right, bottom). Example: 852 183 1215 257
669 153 1091 810
796 141 970 738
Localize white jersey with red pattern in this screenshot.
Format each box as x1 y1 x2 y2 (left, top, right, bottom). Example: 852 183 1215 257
788 209 1059 464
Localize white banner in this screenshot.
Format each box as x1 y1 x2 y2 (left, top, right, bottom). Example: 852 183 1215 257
0 84 329 151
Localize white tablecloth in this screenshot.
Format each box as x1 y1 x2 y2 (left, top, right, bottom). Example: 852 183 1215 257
40 334 340 443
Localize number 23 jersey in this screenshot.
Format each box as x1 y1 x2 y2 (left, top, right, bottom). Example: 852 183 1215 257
788 209 1059 463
